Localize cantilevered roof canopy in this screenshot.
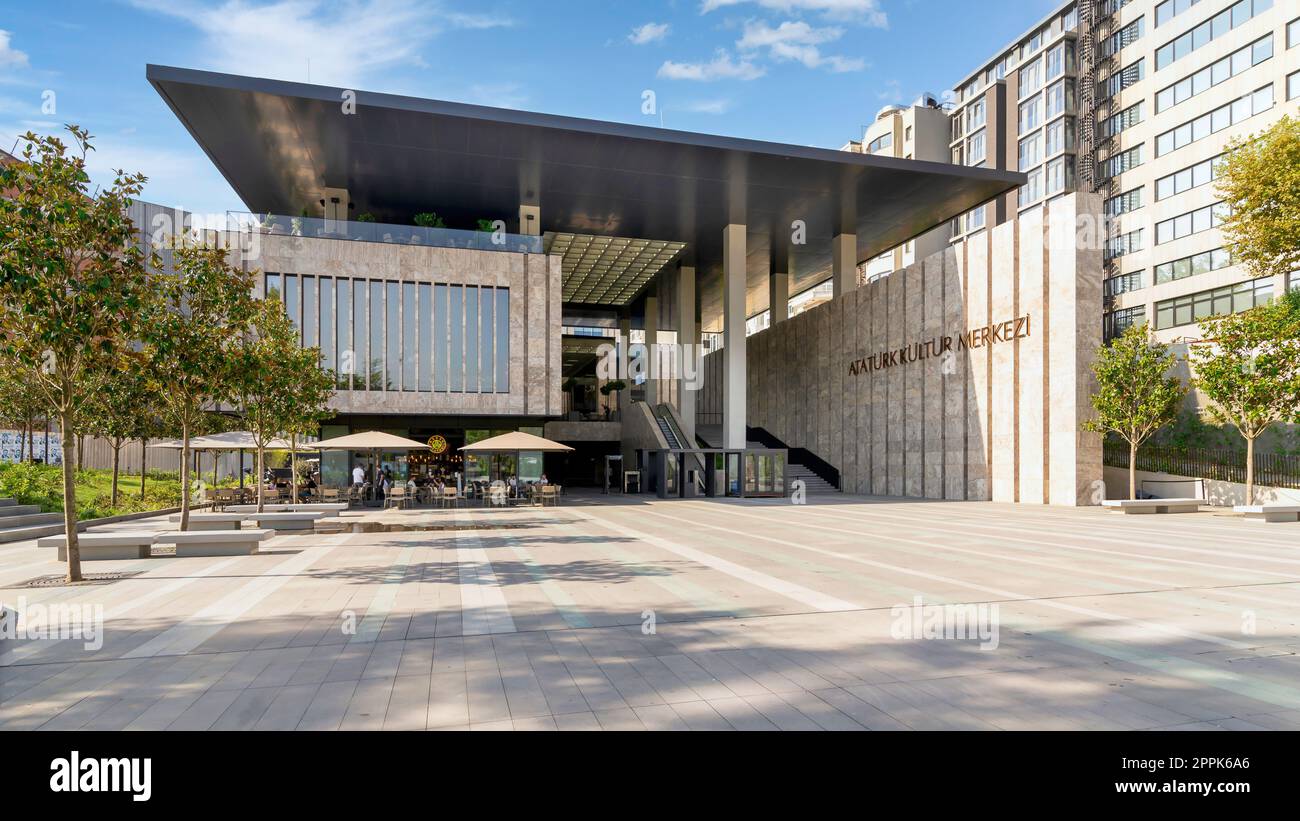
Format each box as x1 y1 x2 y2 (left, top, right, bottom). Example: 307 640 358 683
148 65 1023 326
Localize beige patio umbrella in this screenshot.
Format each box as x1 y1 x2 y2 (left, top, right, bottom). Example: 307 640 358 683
149 431 309 487
460 431 572 492
312 431 430 491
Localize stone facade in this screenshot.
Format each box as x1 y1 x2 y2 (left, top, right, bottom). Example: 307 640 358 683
699 193 1104 505
242 232 563 419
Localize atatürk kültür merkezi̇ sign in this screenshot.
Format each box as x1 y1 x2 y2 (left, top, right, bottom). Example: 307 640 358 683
848 314 1032 377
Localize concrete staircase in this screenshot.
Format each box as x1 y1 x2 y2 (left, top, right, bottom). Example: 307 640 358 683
787 463 839 496
0 498 65 544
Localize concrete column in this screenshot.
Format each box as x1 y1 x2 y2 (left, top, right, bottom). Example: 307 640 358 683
832 232 858 299
769 248 789 326
643 283 659 407
723 224 747 449
677 264 697 446
618 311 631 418
518 204 540 236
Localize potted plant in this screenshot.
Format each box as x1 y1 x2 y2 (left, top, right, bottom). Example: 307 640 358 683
413 212 446 228
357 212 376 222
599 379 627 421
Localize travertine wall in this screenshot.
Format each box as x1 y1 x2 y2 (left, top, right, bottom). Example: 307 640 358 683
244 233 563 418
700 193 1104 505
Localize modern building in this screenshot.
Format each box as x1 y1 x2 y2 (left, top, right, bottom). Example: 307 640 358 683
936 0 1299 343
147 64 1113 504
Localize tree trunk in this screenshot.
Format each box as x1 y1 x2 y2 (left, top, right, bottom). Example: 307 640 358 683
74 433 83 473
256 446 266 514
1245 435 1255 506
140 438 148 499
1129 441 1138 500
179 421 192 531
110 443 121 508
290 440 298 504
59 412 82 583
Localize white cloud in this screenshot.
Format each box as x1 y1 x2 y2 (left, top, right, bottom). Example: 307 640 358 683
736 20 865 72
701 0 888 28
0 30 30 71
658 50 765 82
628 22 671 45
678 98 733 114
128 0 512 87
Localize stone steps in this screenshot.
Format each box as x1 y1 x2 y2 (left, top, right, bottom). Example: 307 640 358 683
0 503 44 518
0 497 17 507
0 522 66 545
0 499 66 543
0 511 65 529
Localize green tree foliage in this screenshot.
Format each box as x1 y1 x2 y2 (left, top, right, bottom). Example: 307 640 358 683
0 126 152 581
1190 290 1300 504
1216 115 1300 282
82 352 162 506
1084 323 1186 499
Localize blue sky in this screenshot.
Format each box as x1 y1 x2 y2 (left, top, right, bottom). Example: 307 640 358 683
0 0 1062 216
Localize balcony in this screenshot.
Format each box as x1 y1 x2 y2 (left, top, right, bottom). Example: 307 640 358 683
227 212 544 254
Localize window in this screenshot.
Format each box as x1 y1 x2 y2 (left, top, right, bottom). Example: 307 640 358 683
905 125 913 142
1044 117 1075 155
1155 278 1272 330
1018 132 1043 171
1290 17 1300 49
1105 17 1145 55
1044 79 1074 119
1105 271 1144 297
1102 102 1144 137
1155 85 1274 157
1156 154 1221 200
1019 167 1044 206
1105 187 1143 217
1019 57 1043 99
1155 0 1204 28
1105 306 1146 341
967 205 986 231
1156 0 1274 71
967 130 986 165
1101 144 1143 178
1045 155 1074 195
867 132 893 154
1106 229 1143 260
1045 41 1074 79
1019 96 1043 133
1154 247 1232 284
1155 203 1230 245
967 98 985 131
1155 35 1273 113
1102 59 1144 97
1290 71 1300 101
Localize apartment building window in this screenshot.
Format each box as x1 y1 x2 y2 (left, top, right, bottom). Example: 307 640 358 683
1106 229 1143 260
1105 187 1143 216
1291 272 1300 292
1045 117 1076 156
1156 35 1273 113
951 145 964 165
1045 79 1075 119
1101 144 1143 178
1155 153 1221 200
867 133 893 154
1154 247 1232 284
1019 57 1044 99
1154 278 1272 330
1290 71 1300 101
1018 132 1043 171
1155 0 1204 28
1104 17 1145 56
1156 203 1230 245
1105 306 1146 340
1102 102 1144 137
1105 271 1145 297
951 112 965 142
967 98 986 131
967 130 986 165
1045 41 1075 80
1019 97 1043 133
1156 85 1274 157
1064 7 1078 30
1019 167 1044 206
905 125 913 142
968 205 986 231
1045 155 1075 195
1102 59 1144 97
1290 17 1300 48
1155 0 1275 71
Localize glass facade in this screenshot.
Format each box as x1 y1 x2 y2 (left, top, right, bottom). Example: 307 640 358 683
1154 277 1272 330
265 274 510 393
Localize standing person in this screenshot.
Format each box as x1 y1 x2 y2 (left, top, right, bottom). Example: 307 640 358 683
352 463 364 488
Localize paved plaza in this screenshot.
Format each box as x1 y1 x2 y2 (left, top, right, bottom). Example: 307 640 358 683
1 493 1298 731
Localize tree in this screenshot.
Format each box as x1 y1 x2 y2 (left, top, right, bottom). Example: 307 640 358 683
83 352 160 507
144 237 254 530
0 351 47 461
281 342 336 505
1190 290 1300 504
230 296 332 512
1083 323 1186 499
0 126 152 582
1215 115 1300 282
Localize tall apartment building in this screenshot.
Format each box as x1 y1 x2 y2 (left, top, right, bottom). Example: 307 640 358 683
842 96 952 282
940 0 1298 342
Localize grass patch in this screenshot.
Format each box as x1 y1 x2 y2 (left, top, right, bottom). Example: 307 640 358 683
0 462 185 520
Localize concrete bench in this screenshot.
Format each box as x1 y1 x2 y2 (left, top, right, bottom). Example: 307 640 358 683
226 503 347 518
154 529 274 557
169 513 249 531
244 511 325 532
1102 498 1202 514
1233 505 1300 523
37 532 157 561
